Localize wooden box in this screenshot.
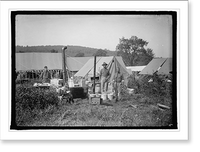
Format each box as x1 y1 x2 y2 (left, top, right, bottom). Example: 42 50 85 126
89 97 101 105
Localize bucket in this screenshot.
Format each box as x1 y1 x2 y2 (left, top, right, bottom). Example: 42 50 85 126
107 93 113 100
95 84 101 93
101 93 107 100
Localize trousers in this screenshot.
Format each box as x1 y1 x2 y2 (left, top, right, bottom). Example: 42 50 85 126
113 82 122 100
101 77 108 93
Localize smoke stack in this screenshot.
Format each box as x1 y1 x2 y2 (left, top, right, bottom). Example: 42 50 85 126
62 46 68 85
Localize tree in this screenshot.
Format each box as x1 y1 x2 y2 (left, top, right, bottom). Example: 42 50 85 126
116 36 154 66
51 49 58 53
75 52 85 57
93 49 107 56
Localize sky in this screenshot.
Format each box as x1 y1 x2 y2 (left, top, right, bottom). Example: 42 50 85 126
16 15 172 57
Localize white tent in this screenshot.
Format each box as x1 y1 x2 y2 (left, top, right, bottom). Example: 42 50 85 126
139 58 172 75
157 58 172 75
16 53 91 72
126 66 146 72
74 56 131 78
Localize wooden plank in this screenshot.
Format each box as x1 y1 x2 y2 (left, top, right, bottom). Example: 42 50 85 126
157 103 170 109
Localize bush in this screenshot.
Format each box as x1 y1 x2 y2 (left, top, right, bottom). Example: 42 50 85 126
15 84 59 125
126 73 173 105
143 74 172 99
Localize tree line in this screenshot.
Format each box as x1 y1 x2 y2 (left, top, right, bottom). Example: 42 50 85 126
16 35 155 66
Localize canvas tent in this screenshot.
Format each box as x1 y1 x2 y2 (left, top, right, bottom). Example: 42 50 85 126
126 66 146 72
16 53 62 71
16 53 91 72
157 58 172 75
74 56 131 82
106 56 131 83
139 58 172 75
66 57 92 72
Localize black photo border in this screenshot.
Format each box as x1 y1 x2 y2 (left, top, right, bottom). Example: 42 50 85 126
11 10 177 130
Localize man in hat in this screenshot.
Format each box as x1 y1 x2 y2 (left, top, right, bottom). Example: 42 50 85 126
40 66 51 83
99 62 110 93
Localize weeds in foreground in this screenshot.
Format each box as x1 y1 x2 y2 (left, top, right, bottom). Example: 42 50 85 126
15 73 173 127
15 84 59 126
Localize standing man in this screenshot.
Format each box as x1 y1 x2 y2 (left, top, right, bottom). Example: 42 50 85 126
99 62 110 93
114 67 124 101
40 66 51 83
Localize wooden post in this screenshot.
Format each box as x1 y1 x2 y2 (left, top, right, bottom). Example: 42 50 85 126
62 46 68 85
32 71 34 80
114 57 118 101
93 55 96 93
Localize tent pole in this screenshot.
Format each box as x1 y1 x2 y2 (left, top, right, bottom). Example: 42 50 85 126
114 57 118 101
93 55 96 94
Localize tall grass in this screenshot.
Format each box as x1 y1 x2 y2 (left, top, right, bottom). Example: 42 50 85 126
15 84 59 126
15 74 174 127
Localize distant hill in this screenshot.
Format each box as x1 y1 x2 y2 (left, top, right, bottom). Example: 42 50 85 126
16 45 116 57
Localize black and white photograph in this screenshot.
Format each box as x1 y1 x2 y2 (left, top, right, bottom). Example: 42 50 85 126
11 11 177 130
0 0 191 143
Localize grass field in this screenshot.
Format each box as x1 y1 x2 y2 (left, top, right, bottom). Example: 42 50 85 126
15 74 174 128
26 95 173 127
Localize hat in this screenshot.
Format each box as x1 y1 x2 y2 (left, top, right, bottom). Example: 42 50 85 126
102 62 107 66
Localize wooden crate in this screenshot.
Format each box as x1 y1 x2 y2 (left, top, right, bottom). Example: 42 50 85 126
89 97 101 105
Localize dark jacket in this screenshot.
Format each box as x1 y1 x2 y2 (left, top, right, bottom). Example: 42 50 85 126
40 70 51 83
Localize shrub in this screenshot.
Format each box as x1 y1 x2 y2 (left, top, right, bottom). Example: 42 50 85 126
126 73 173 105
15 84 59 125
